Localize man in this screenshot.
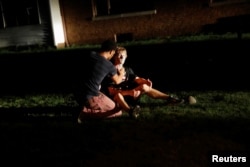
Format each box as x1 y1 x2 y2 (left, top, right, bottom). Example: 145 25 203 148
101 46 197 118
73 40 127 123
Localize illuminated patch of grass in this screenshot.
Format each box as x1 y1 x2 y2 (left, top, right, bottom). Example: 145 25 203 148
137 91 250 120
1 91 249 121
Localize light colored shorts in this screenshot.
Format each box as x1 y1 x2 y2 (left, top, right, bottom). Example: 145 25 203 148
80 92 122 119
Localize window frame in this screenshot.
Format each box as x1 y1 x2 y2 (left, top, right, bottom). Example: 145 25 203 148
209 0 249 7
0 0 41 29
91 0 157 21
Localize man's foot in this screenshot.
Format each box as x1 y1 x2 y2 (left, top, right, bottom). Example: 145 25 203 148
167 95 197 105
167 95 185 105
129 105 141 119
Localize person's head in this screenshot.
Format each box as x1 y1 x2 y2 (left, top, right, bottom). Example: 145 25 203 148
100 40 117 60
112 46 127 65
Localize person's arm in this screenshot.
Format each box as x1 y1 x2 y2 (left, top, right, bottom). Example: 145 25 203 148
134 77 152 88
108 86 140 98
108 86 120 96
125 67 152 87
111 67 126 84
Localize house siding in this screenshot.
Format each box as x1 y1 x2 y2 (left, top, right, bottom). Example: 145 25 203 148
0 0 53 49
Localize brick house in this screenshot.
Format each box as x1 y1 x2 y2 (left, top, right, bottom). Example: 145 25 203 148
0 0 249 49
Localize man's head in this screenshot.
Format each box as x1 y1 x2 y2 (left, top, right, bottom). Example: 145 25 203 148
100 40 117 60
113 46 127 65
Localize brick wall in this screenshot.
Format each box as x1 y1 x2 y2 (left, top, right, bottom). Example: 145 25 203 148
60 0 250 46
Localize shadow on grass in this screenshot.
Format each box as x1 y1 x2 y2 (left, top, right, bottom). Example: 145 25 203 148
0 106 77 122
0 107 249 167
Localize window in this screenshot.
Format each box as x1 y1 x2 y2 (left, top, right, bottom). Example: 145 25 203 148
209 0 249 7
0 0 41 28
91 0 156 20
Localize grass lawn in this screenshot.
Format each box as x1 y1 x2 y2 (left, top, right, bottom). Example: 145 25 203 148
0 35 249 166
0 90 249 167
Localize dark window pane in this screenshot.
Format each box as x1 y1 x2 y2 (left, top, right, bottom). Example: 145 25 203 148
0 0 39 28
94 0 155 16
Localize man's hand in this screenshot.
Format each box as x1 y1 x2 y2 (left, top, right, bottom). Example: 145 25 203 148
135 77 152 87
111 67 126 84
118 67 125 76
146 79 152 88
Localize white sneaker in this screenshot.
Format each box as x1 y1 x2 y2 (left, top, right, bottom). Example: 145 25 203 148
187 96 197 105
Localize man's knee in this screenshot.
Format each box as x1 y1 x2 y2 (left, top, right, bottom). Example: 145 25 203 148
141 84 151 92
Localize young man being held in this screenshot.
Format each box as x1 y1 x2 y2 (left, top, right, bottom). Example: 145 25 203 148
101 46 197 118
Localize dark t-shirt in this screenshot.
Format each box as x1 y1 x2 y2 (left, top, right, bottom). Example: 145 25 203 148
101 66 138 96
74 51 117 104
101 66 140 106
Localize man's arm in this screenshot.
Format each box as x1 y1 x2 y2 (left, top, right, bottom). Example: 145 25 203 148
134 77 152 88
111 67 125 84
108 86 140 98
